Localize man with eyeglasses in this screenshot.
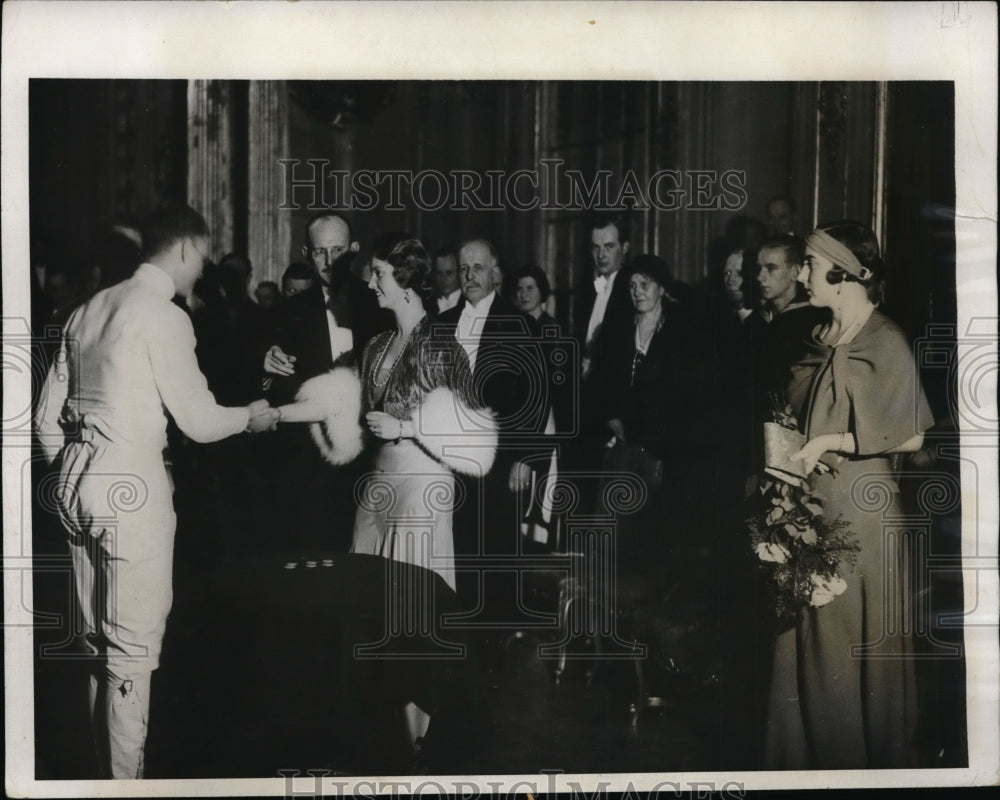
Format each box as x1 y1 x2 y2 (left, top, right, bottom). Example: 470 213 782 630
34 204 278 778
263 213 389 393
260 212 390 550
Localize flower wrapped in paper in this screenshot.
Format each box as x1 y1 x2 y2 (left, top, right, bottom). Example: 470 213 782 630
763 421 808 488
747 405 860 621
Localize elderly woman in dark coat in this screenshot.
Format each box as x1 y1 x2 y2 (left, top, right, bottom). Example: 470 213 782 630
594 255 703 570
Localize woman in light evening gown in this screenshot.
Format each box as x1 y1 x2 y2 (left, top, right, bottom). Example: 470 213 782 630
274 232 497 747
349 233 496 591
277 232 496 587
764 220 934 769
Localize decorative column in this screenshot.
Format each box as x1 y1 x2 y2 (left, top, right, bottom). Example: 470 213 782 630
871 81 890 246
534 82 564 326
248 81 292 286
187 79 234 259
671 81 713 282
790 81 887 233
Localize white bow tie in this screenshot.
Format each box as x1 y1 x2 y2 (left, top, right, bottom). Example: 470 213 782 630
594 275 609 294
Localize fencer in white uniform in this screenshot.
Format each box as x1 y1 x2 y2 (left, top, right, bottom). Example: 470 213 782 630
35 205 277 778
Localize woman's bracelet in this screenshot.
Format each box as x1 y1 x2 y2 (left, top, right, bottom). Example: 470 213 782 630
839 432 848 451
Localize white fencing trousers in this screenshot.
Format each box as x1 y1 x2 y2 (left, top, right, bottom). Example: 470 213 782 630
88 667 152 778
58 430 176 778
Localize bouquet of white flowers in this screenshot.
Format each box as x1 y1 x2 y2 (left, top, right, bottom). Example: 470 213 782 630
747 403 860 622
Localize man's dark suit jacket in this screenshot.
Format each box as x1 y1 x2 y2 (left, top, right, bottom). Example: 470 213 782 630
424 293 466 318
575 267 635 437
265 276 391 405
436 294 549 558
436 294 548 463
257 272 391 552
574 267 635 349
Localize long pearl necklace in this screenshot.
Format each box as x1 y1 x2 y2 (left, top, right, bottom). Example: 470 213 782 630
372 331 404 388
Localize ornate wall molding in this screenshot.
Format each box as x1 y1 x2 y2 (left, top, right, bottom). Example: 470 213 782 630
812 81 883 228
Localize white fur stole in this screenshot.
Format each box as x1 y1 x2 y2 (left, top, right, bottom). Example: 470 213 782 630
413 387 497 477
297 367 364 465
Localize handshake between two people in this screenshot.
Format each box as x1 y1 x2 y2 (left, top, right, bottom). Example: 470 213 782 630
249 345 296 433
245 399 281 433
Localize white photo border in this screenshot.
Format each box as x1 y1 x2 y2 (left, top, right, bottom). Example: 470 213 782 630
3 1 997 795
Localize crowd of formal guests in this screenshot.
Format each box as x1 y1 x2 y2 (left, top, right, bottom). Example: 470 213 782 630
32 190 936 775
29 196 831 646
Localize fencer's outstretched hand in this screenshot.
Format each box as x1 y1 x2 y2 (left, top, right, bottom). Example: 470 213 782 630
264 345 296 376
245 399 279 433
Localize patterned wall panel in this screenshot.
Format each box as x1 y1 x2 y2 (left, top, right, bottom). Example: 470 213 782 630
248 81 292 286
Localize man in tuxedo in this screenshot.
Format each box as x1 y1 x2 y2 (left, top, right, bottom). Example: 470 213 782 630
264 213 389 400
437 239 548 639
261 213 391 551
579 213 634 373
573 212 635 474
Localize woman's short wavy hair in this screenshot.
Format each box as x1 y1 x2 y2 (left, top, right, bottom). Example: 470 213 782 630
371 232 431 294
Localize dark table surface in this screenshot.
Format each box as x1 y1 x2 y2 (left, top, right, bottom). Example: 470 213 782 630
166 551 482 777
